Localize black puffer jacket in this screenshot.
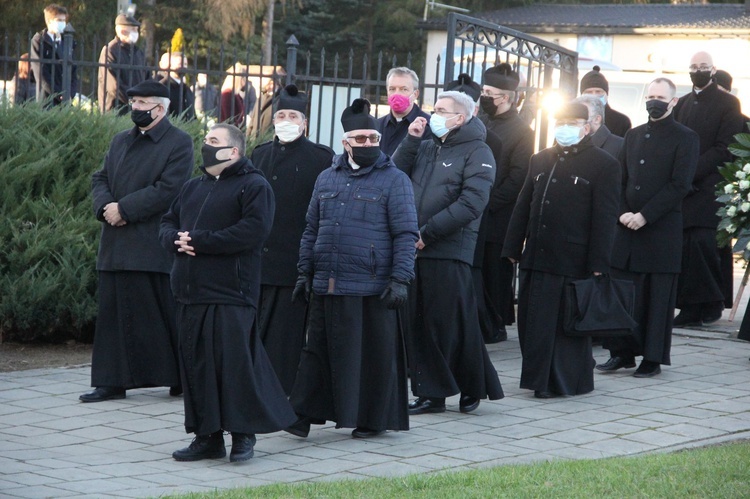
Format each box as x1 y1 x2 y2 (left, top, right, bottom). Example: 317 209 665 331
392 116 496 265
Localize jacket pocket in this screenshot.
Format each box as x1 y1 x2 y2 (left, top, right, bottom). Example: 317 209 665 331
352 187 383 221
319 191 339 220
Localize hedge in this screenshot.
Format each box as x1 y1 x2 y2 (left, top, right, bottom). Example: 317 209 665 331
0 102 206 343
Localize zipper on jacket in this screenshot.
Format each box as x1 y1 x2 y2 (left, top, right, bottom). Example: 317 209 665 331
370 244 376 277
185 178 219 300
535 160 559 242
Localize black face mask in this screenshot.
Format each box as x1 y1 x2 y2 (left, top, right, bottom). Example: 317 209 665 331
349 146 381 168
479 95 498 116
201 144 234 169
131 104 158 128
646 99 670 120
690 70 712 89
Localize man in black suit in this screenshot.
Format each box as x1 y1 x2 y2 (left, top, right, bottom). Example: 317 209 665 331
30 4 79 107
597 78 699 378
502 102 621 398
673 51 745 326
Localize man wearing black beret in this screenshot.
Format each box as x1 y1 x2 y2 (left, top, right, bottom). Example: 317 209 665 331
98 13 150 114
251 85 334 395
82 79 193 403
503 102 621 398
479 63 534 334
287 98 419 439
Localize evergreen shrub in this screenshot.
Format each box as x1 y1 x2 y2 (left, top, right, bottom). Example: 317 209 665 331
0 102 205 342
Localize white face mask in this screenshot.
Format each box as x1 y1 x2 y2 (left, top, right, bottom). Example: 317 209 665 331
48 21 66 35
128 32 139 44
274 120 303 143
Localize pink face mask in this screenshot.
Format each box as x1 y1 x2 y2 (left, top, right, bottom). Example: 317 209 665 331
388 93 413 114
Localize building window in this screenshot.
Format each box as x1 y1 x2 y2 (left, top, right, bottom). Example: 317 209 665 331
577 36 613 62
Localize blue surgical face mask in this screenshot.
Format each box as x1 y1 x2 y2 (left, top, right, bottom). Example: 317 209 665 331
429 114 452 138
599 94 607 106
554 125 583 147
48 21 66 35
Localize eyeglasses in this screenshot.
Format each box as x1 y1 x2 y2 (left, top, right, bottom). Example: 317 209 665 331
432 109 460 117
128 98 159 106
688 65 712 72
346 133 381 144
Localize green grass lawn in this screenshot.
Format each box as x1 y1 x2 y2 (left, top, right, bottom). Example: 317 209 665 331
170 440 750 498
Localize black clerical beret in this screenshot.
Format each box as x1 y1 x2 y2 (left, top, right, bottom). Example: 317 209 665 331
483 63 519 91
273 84 308 114
446 73 481 102
714 69 733 92
555 102 589 121
580 65 609 94
115 14 141 27
126 80 169 99
341 98 377 132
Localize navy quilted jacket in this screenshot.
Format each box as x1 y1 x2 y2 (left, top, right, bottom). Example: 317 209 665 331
298 152 419 296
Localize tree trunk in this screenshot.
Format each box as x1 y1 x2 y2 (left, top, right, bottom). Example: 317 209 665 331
263 0 275 65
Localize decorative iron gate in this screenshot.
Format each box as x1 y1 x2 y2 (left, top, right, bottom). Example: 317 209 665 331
444 13 579 149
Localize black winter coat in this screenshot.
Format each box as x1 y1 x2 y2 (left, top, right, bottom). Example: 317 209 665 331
502 137 621 277
251 136 333 286
98 38 150 112
91 118 194 274
604 104 632 138
590 124 624 161
482 108 534 243
612 115 699 274
674 82 746 229
377 104 431 156
160 157 275 308
392 116 496 265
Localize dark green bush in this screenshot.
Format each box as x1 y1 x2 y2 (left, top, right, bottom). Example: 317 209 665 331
0 102 206 342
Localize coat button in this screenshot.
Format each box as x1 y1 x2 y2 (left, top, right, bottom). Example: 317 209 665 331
281 146 286 151
635 185 641 190
551 178 557 183
542 224 547 229
560 157 565 162
645 134 650 139
263 247 269 252
272 175 277 180
545 200 550 205
639 159 645 164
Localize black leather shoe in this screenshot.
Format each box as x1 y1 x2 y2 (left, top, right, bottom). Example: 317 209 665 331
169 386 183 397
701 303 723 325
79 387 126 403
484 326 508 344
351 427 385 439
284 417 312 438
595 356 636 372
408 397 446 415
459 394 480 413
229 433 256 462
633 360 661 378
172 432 225 461
673 309 702 327
534 390 558 399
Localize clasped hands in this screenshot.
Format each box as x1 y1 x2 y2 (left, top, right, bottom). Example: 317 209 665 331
103 202 126 227
174 231 196 256
620 212 647 231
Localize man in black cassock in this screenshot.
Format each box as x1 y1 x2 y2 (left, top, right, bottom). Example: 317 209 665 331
161 124 296 462
82 80 193 403
597 78 699 378
502 102 620 398
393 90 504 415
479 63 534 332
251 85 333 395
286 99 419 439
673 51 745 326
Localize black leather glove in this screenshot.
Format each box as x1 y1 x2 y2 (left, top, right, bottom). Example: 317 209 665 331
379 279 409 309
292 274 312 303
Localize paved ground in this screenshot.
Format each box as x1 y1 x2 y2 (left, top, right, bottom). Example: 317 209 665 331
1 320 749 498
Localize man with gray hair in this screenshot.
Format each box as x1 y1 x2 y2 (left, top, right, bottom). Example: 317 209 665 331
377 66 431 155
574 94 623 160
393 90 504 415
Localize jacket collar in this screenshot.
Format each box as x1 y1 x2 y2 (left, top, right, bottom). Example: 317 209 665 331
385 104 425 127
647 112 676 130
693 81 719 100
555 135 594 157
129 116 173 143
332 150 389 176
590 124 613 148
200 156 251 180
273 134 308 150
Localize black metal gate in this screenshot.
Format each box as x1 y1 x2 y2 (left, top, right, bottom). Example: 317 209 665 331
444 13 579 149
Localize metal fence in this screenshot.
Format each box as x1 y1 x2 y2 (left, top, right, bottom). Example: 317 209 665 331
1 16 577 151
